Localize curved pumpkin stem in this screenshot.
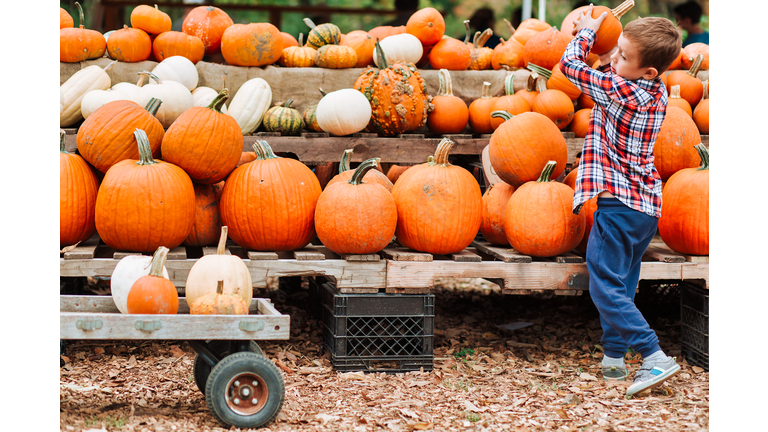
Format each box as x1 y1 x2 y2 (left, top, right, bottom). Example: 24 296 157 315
437 69 454 97
480 81 492 98
60 130 68 154
103 60 118 73
669 85 682 99
207 88 229 113
612 0 635 20
318 87 327 97
222 74 227 92
504 73 515 96
217 226 229 255
303 17 317 30
535 76 549 92
75 2 85 29
148 246 170 278
349 158 380 186
687 54 703 78
526 63 552 79
144 97 163 116
252 143 266 160
475 28 493 49
432 138 455 166
504 19 516 37
374 38 388 69
694 144 709 171
491 110 514 122
298 33 304 47
463 20 471 44
255 140 280 160
339 149 354 173
701 80 709 100
134 129 159 166
536 161 557 183
139 70 162 85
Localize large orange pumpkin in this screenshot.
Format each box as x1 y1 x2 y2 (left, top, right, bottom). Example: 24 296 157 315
504 161 585 257
152 30 205 64
508 18 550 46
654 106 701 182
107 25 152 63
668 85 692 117
571 0 634 55
326 149 393 192
182 5 234 55
392 138 482 255
130 4 172 35
126 247 179 314
490 74 531 131
658 144 708 255
60 130 99 247
522 26 570 70
406 7 445 46
60 2 106 62
315 158 397 255
77 98 165 174
531 79 575 130
468 81 497 134
221 23 283 67
479 182 515 246
183 182 223 248
161 89 242 184
220 140 322 252
428 37 471 70
428 69 469 134
488 110 568 187
95 129 195 253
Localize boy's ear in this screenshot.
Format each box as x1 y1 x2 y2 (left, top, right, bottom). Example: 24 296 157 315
642 66 659 80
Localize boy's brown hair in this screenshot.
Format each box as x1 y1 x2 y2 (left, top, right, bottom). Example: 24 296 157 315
622 17 682 74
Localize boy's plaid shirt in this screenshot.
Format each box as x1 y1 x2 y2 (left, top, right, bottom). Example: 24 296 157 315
560 28 666 218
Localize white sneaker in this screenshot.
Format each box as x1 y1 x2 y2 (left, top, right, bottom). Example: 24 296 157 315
626 356 680 397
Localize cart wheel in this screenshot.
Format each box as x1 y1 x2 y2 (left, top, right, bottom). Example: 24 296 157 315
194 341 264 396
205 352 285 429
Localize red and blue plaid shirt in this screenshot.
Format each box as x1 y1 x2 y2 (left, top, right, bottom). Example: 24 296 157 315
560 28 665 218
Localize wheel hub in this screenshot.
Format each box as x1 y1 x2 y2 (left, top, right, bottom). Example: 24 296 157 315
226 373 268 415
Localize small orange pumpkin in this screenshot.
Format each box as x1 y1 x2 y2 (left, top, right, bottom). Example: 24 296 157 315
491 22 526 71
386 165 412 184
531 79 575 130
60 7 74 28
406 7 445 46
514 72 540 107
693 81 709 135
279 33 316 67
126 247 179 314
571 0 634 55
528 63 582 101
428 37 471 71
668 85 692 117
60 2 106 62
681 42 709 71
468 81 497 134
315 36 358 69
569 108 592 138
368 25 406 42
107 25 152 63
221 23 283 67
463 21 494 71
190 280 249 315
340 30 375 67
490 74 531 131
666 54 704 109
428 69 469 134
130 4 172 35
182 5 234 55
522 26 571 70
152 30 205 63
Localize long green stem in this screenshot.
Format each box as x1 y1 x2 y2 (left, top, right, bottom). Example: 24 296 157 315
463 20 471 44
526 63 552 79
437 69 454 97
255 140 279 159
252 143 266 160
536 161 557 182
217 226 229 255
432 138 455 166
144 97 162 116
694 144 709 171
206 89 229 113
349 158 380 185
374 39 388 69
134 129 158 166
60 130 68 153
339 149 354 173
148 247 169 278
75 1 84 28
139 70 162 84
504 73 515 95
491 110 514 122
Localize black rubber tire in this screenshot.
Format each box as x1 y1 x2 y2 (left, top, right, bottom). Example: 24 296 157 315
193 341 264 396
205 352 285 429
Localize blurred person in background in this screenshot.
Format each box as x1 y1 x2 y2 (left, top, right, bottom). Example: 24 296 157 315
468 8 502 49
673 1 709 46
383 0 419 27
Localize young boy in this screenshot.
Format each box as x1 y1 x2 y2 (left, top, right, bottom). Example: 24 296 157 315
559 6 683 397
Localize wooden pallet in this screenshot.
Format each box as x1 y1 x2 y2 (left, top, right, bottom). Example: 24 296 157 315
60 234 387 293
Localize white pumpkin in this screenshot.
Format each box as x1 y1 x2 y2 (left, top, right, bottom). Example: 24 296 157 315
60 61 116 127
373 33 423 66
227 77 272 135
110 255 170 314
191 86 228 114
60 87 64 114
111 73 149 103
80 88 131 119
134 71 194 129
316 89 372 136
151 55 199 91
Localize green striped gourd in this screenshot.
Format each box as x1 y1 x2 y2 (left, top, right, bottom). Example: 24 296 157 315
263 98 304 136
303 18 341 50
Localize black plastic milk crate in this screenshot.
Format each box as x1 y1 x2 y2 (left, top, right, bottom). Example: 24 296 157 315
319 282 434 373
680 282 709 371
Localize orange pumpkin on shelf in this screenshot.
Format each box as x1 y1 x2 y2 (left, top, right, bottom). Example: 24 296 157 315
468 81 497 134
681 42 709 70
183 182 223 248
479 182 515 246
280 32 299 48
126 247 179 314
490 74 531 131
666 54 704 109
464 21 494 71
386 164 412 184
523 26 570 70
514 72 540 107
508 18 550 47
406 7 445 46
428 69 469 134
531 79 575 130
152 31 205 63
561 6 588 40
279 33 316 68
668 85 692 117
106 25 152 63
340 31 375 67
60 7 74 28
221 22 283 67
130 4 172 35
569 108 592 138
60 130 99 248
60 2 106 62
182 5 234 55
314 36 359 69
491 22 525 70
693 81 709 135
653 106 701 182
368 25 406 42
429 37 471 70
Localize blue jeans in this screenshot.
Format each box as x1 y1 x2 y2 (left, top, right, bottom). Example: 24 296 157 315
586 198 661 359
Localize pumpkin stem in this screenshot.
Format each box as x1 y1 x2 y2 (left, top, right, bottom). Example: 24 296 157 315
136 72 148 88
669 85 682 99
374 39 388 69
255 140 280 159
463 20 471 44
339 149 354 173
144 97 162 116
206 89 229 113
216 280 224 295
526 63 552 79
526 71 539 92
217 226 229 255
504 19 516 37
139 70 162 85
222 74 227 92
687 54 703 78
252 143 266 160
60 130 68 154
476 28 493 48
134 129 158 166
504 73 515 96
349 158 380 185
694 144 709 171
535 76 549 92
75 2 84 29
282 98 294 109
298 33 304 46
427 155 435 164
147 246 170 278
318 87 327 97
437 69 454 97
612 0 635 20
303 17 316 29
536 161 557 183
432 138 455 166
491 110 514 122
103 60 118 73
701 80 708 100
480 81 492 98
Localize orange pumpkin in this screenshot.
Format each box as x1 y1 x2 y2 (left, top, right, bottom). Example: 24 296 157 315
221 23 283 67
577 91 595 110
531 79 575 130
315 159 397 255
182 5 234 55
528 63 582 101
523 26 571 70
368 25 406 42
279 33 316 67
315 38 358 69
658 144 709 255
60 7 74 28
490 74 531 131
668 85 692 117
693 82 709 135
509 18 550 46
429 37 471 71
60 130 99 248
571 0 634 55
406 7 445 46
106 25 152 63
161 89 242 184
463 21 494 71
60 2 106 62
653 106 701 182
514 72 540 107
503 161 585 257
340 31 375 67
681 42 709 71
479 182 515 246
666 54 704 108
152 31 205 63
386 164 412 184
183 182 223 247
668 48 684 70
561 6 588 40
428 69 469 134
95 129 195 253
190 280 248 315
326 149 393 192
130 4 172 35
569 108 592 138
488 110 568 187
220 140 322 252
491 25 525 71
391 138 482 255
468 81 497 134
126 247 179 314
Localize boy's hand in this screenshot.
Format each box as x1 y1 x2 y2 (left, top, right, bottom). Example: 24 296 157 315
572 4 610 36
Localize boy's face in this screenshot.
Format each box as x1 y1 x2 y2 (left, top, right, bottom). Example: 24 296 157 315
610 34 659 81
